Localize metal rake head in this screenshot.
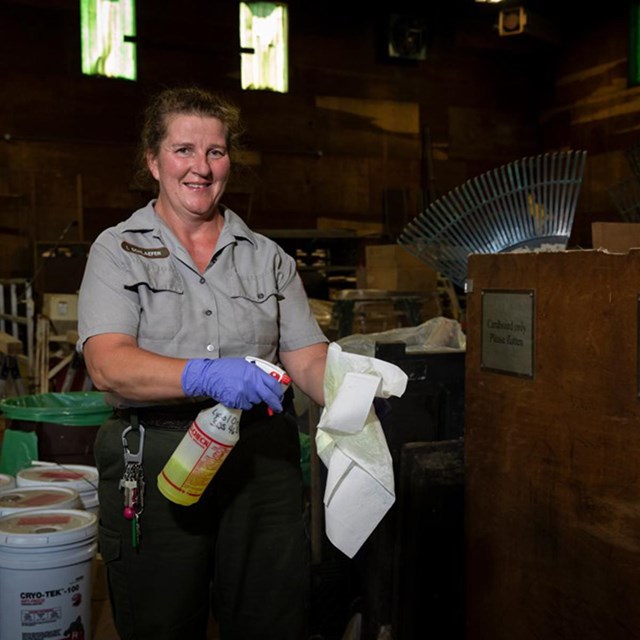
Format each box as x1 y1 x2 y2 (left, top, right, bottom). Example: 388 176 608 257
608 177 640 223
625 141 640 182
608 142 640 222
398 150 588 287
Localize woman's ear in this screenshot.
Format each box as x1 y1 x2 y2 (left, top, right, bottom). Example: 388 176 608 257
146 152 160 181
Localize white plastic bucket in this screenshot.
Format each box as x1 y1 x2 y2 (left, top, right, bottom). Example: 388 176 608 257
16 464 99 515
0 508 98 640
0 486 82 516
79 489 99 515
0 474 15 491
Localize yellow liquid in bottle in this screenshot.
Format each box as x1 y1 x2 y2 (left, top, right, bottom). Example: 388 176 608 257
157 415 237 506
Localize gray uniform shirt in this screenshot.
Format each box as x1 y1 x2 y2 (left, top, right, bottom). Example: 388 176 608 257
78 200 327 406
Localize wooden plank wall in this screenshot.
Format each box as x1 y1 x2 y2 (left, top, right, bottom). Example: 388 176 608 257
0 0 630 286
0 1 543 277
540 9 639 247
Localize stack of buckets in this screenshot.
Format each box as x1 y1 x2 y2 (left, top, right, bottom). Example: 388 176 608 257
0 464 99 640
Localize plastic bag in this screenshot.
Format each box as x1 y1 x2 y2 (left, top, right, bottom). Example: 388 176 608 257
0 392 113 426
0 429 38 476
337 316 466 357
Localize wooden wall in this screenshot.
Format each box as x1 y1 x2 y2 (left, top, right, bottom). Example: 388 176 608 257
0 0 634 287
539 4 640 247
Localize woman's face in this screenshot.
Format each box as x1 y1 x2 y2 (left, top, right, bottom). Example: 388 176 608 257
147 113 231 221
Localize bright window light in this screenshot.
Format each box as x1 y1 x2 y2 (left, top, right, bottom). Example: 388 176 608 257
80 0 137 80
240 2 288 93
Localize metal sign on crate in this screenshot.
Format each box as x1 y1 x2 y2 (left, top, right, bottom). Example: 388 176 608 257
480 289 535 378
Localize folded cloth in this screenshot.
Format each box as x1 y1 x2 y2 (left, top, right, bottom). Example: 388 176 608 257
316 342 408 558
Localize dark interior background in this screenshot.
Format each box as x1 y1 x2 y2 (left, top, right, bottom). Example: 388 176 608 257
0 0 634 293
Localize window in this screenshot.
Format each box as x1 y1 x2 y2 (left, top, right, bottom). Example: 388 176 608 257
80 0 137 80
239 2 288 93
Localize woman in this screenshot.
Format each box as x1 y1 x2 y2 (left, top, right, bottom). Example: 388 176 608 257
78 86 328 640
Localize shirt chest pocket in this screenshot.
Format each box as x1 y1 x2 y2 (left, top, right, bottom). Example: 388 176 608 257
228 273 280 346
124 265 184 341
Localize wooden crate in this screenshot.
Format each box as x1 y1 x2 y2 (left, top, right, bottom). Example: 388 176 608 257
465 248 640 640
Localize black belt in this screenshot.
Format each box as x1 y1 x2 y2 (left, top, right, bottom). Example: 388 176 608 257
115 390 293 431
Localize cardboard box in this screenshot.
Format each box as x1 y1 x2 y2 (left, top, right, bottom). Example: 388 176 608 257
365 268 437 291
591 222 640 253
42 293 78 335
366 244 428 268
42 293 78 322
365 245 438 291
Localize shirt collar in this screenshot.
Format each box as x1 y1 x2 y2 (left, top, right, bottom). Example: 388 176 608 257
218 204 258 248
120 200 258 248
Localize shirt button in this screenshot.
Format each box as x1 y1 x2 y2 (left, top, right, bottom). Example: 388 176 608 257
204 310 212 316
199 277 206 284
257 293 264 299
206 344 215 352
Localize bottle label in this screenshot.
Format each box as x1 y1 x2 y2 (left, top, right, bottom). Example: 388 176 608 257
159 414 239 499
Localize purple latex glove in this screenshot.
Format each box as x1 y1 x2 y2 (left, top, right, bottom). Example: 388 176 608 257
181 358 284 412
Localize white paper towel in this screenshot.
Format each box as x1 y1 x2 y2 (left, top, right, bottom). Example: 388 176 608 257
316 342 408 558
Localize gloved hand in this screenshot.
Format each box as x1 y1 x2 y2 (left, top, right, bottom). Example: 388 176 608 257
182 358 285 412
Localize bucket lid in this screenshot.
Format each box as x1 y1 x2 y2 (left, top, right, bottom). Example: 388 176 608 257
17 464 98 493
0 509 97 547
0 486 81 513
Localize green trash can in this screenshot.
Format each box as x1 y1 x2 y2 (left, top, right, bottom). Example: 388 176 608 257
0 392 113 473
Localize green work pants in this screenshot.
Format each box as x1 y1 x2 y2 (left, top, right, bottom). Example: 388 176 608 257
94 410 310 640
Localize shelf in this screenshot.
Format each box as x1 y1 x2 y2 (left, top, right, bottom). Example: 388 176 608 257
257 228 360 239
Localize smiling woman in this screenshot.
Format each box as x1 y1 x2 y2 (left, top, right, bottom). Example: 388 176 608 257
76 85 329 640
147 114 232 266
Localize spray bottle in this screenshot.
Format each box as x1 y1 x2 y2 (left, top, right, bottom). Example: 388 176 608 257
157 357 291 506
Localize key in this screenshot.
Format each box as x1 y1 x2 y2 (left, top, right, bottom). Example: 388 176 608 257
133 467 145 516
132 513 141 549
120 473 139 520
120 424 146 548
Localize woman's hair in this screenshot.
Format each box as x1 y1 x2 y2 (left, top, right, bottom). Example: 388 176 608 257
134 85 244 190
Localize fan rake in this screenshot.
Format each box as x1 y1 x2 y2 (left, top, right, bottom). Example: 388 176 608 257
608 177 640 223
607 141 640 222
398 150 587 288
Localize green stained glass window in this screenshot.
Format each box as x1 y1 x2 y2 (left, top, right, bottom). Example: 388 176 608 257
240 2 288 93
80 0 137 80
